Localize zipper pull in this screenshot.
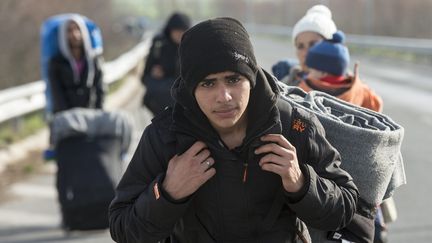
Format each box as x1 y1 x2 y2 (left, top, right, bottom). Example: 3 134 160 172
242 162 248 183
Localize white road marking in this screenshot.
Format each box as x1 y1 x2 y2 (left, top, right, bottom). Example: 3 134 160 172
10 183 56 199
0 209 59 226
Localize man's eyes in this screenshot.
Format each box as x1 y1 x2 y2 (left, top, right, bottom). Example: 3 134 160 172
199 75 241 87
227 76 241 84
199 81 214 87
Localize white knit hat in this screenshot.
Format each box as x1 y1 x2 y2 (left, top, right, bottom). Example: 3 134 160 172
292 5 337 43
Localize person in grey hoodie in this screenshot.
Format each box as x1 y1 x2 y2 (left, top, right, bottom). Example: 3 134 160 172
49 16 104 114
109 17 358 243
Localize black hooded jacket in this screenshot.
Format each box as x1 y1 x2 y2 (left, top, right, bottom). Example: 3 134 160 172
141 13 191 83
48 54 104 113
109 68 358 243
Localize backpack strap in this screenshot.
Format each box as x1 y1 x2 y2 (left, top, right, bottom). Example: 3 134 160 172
259 99 311 243
278 99 308 157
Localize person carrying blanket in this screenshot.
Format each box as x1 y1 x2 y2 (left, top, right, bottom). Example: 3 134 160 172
278 83 406 242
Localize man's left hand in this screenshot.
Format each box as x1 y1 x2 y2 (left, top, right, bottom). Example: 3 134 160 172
255 134 305 193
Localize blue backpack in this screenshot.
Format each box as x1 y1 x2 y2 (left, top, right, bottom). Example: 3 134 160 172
40 13 103 116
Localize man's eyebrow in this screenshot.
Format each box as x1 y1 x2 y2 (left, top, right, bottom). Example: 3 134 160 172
225 74 240 79
201 77 216 82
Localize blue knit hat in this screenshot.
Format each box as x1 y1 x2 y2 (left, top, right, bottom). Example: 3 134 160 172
305 31 350 76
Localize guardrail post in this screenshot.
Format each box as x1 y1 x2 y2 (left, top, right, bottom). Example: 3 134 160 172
11 116 23 134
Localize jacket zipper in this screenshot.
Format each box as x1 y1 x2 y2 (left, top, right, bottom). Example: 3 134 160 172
242 162 248 183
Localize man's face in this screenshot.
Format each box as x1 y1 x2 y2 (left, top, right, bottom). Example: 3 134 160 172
194 71 251 133
67 21 83 48
170 29 185 44
295 31 324 71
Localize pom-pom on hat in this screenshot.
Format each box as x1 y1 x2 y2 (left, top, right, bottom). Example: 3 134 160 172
292 5 337 43
305 31 350 76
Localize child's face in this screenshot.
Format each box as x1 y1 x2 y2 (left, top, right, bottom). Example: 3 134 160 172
307 68 327 80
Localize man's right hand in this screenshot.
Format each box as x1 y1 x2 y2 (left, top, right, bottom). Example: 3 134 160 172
162 141 216 200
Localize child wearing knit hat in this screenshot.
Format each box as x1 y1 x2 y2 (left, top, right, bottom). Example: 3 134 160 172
303 31 350 95
298 30 383 112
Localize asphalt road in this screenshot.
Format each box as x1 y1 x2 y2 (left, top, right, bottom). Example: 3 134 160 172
0 36 431 242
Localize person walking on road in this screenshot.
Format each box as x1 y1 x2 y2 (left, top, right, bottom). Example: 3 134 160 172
272 4 337 86
48 15 105 114
141 12 191 115
272 5 391 242
109 17 358 243
300 30 385 242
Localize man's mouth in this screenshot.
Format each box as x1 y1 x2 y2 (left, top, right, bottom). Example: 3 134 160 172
214 107 237 118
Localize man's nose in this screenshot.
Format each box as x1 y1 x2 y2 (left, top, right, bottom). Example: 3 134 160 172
216 85 232 102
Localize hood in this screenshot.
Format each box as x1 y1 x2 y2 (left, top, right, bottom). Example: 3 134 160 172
58 15 95 87
163 12 191 40
170 68 281 151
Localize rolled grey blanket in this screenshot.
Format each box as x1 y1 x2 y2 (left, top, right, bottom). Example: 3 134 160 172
50 108 133 154
278 83 406 206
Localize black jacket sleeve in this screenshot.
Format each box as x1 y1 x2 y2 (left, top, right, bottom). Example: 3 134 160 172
285 113 359 231
141 36 162 84
109 125 191 243
48 58 69 113
93 55 105 109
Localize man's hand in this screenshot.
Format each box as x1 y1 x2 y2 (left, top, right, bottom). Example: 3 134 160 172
151 65 164 79
162 141 216 200
255 134 305 193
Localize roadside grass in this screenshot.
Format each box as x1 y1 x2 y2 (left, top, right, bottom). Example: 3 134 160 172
108 76 127 95
0 111 46 148
0 150 46 203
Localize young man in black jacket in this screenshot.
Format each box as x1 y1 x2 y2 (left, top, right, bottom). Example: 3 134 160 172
109 17 358 243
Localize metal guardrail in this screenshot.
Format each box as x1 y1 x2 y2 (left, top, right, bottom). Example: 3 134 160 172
246 23 432 55
1 24 432 124
0 34 152 124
